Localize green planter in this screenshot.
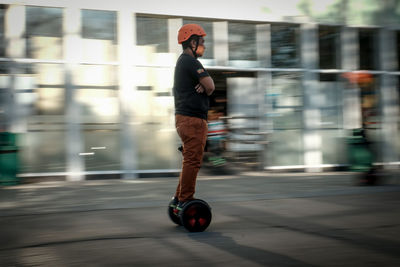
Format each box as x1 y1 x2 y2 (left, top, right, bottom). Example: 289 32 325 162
347 129 373 173
0 133 19 186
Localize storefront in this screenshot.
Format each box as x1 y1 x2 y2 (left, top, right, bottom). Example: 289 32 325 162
0 0 399 180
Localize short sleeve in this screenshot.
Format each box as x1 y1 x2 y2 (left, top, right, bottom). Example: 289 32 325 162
189 58 209 80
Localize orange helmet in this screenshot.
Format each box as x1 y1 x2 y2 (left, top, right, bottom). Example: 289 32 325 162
178 24 206 44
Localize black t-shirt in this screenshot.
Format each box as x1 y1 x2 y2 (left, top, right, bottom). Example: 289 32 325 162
173 53 210 120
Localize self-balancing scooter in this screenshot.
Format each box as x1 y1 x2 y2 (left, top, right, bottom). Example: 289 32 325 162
168 199 212 232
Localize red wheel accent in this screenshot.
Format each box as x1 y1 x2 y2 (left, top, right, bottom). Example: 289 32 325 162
198 218 207 226
186 207 197 217
179 200 212 232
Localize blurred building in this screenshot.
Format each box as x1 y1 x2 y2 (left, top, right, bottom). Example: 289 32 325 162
0 0 399 180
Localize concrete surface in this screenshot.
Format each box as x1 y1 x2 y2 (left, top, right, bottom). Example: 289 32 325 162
0 171 399 266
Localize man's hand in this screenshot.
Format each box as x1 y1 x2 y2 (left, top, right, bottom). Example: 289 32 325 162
199 76 215 96
195 83 205 94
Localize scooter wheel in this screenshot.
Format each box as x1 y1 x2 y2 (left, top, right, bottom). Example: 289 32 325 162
167 199 182 225
179 199 212 232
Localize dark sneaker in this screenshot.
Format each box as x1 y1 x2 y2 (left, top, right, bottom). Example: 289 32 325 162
174 201 184 214
169 197 179 209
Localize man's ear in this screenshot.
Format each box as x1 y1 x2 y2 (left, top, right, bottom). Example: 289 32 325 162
190 38 197 49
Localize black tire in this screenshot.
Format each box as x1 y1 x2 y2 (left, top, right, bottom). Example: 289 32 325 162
179 199 212 232
168 200 182 225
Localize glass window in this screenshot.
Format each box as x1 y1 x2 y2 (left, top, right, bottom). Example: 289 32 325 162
183 19 214 59
29 63 65 115
319 26 340 69
82 9 116 42
397 76 400 159
269 72 303 130
397 31 400 71
14 62 67 173
265 72 304 166
136 15 168 53
0 5 6 57
135 120 180 170
26 6 63 59
0 62 7 75
319 129 347 165
131 66 179 170
268 129 304 166
21 131 67 173
359 29 379 70
271 24 300 68
0 62 10 130
74 64 118 121
318 74 342 129
81 10 117 62
228 22 257 61
82 129 121 171
75 64 121 172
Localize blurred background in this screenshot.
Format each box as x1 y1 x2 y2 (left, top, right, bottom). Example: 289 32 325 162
0 0 399 182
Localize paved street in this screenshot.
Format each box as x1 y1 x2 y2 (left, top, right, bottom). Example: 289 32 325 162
1 172 400 266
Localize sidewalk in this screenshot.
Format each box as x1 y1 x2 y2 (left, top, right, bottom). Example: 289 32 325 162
1 171 400 266
0 171 399 216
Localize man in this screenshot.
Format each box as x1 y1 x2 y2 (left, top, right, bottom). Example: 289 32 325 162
171 24 215 212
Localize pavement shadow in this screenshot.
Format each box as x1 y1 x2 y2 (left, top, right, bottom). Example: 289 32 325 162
217 200 400 260
188 232 316 266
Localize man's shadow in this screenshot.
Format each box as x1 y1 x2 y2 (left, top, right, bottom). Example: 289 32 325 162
188 232 315 266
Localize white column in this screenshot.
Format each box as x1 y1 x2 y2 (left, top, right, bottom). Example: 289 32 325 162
64 6 84 181
379 29 397 71
4 5 25 132
213 21 228 66
168 18 182 56
256 24 271 169
379 29 399 166
341 27 359 71
256 24 270 68
118 10 139 179
301 23 322 172
341 27 362 130
5 5 25 58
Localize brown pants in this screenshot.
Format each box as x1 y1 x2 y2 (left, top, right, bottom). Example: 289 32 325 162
175 114 208 202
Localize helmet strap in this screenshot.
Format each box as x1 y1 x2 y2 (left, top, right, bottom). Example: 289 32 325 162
190 36 200 58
